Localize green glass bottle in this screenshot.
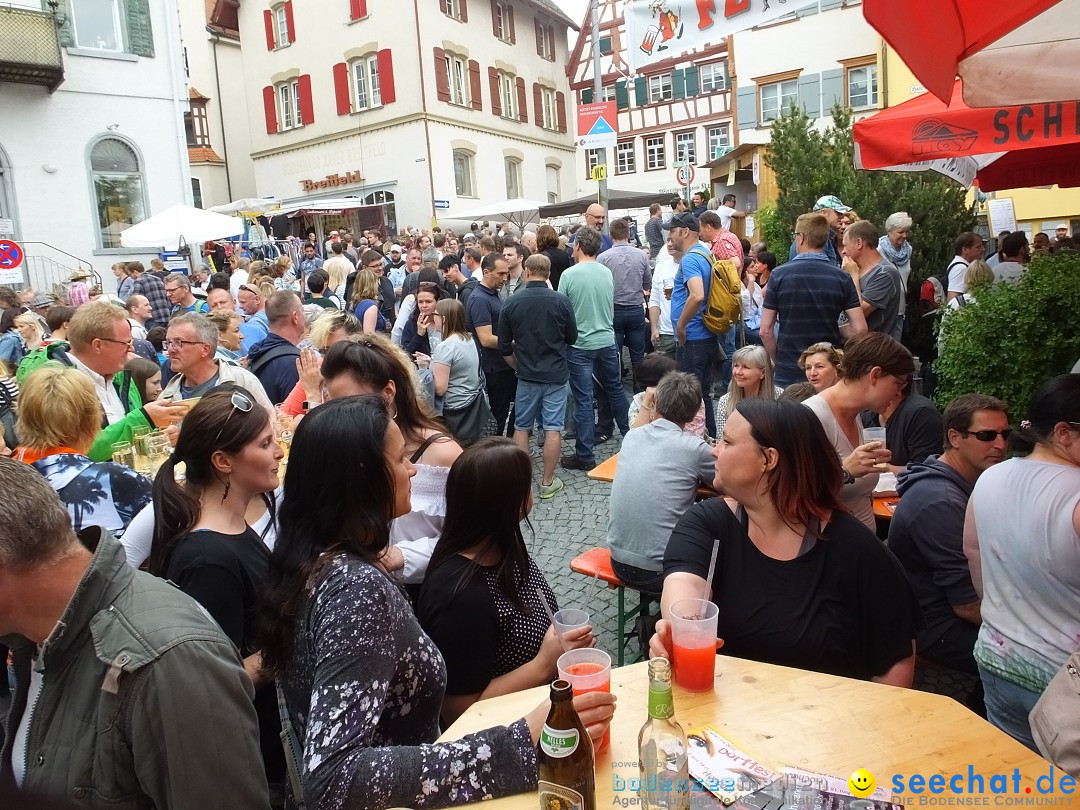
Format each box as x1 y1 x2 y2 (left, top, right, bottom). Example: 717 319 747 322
638 658 690 810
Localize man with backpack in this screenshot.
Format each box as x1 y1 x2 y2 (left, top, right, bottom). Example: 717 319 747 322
664 211 722 438
247 291 303 405
699 210 744 389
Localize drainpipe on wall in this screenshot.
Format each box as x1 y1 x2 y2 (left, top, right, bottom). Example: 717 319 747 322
411 0 438 226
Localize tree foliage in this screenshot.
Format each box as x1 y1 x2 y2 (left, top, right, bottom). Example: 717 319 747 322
763 103 977 354
933 252 1080 420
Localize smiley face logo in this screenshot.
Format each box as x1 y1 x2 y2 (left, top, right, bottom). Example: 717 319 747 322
848 769 876 798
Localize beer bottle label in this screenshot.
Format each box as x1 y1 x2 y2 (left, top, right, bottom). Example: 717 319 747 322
539 780 586 810
539 725 579 758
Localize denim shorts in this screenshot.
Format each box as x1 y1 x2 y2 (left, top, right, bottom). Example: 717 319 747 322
514 380 568 432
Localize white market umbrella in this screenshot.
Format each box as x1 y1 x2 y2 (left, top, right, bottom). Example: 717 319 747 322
443 198 548 231
207 197 282 217
120 204 245 250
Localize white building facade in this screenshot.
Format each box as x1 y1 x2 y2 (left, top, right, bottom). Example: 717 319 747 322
0 0 191 290
237 0 578 235
567 0 734 201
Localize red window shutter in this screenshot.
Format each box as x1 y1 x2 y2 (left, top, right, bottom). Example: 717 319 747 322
439 0 448 12
468 59 482 110
507 5 515 43
459 0 468 22
488 67 502 117
434 48 450 102
350 0 367 20
515 76 527 123
533 82 543 126
333 62 351 115
535 18 543 55
263 86 278 133
377 49 396 104
556 90 567 133
263 10 275 50
489 0 498 37
298 74 314 124
284 0 296 43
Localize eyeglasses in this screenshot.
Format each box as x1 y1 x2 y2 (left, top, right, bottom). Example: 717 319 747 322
366 263 383 270
960 429 1013 442
162 338 207 350
806 342 834 352
98 337 134 349
238 285 259 295
212 389 253 447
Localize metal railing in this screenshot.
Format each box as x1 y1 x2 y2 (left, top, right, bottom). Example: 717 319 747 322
0 5 63 91
17 242 100 297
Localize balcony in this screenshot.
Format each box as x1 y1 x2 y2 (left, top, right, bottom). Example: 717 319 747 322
0 5 63 91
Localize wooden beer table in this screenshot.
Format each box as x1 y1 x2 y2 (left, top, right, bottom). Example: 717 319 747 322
589 453 718 500
440 657 1052 807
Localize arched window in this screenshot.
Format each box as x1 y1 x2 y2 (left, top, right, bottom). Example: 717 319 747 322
89 137 146 249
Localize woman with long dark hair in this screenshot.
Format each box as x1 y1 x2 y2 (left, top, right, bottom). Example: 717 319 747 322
651 397 918 685
259 398 613 810
966 374 1080 750
399 281 445 358
418 439 592 725
146 384 286 797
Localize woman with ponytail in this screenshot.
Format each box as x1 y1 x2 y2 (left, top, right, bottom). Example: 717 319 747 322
965 373 1080 751
146 383 287 799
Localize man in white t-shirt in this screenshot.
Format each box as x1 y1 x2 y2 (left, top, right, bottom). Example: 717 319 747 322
715 193 744 231
648 244 679 358
946 232 986 300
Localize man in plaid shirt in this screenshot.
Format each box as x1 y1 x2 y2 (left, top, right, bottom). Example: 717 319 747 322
128 261 171 325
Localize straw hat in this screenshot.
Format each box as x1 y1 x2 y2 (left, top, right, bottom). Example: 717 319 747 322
68 269 90 281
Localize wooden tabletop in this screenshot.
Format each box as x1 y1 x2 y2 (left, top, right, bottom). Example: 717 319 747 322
589 453 718 499
440 657 1051 807
874 496 899 520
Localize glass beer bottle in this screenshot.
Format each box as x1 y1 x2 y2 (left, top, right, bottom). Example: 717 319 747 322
638 658 689 810
538 679 596 810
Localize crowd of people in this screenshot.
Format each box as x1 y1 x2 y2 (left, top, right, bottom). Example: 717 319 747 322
0 194 1077 808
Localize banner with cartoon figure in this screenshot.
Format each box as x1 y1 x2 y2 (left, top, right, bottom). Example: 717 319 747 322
625 0 817 73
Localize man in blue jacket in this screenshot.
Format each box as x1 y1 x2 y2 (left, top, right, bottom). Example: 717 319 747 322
248 291 303 406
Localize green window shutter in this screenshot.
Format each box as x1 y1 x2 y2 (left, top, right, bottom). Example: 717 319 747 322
634 76 647 106
799 73 820 117
598 36 612 55
736 85 756 129
683 66 699 97
57 0 74 47
126 0 155 58
615 81 628 110
672 68 685 100
581 87 594 104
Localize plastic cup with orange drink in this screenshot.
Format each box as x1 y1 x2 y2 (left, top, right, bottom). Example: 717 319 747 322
557 648 611 754
669 598 719 692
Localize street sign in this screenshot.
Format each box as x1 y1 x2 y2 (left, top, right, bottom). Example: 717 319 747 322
0 218 14 236
591 164 608 182
577 101 618 149
0 239 24 285
434 199 451 210
675 164 695 187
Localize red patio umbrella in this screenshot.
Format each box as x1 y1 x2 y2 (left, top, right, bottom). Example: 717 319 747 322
853 80 1080 191
863 0 1080 108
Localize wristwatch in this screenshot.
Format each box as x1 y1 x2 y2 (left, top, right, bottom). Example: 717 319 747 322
842 467 856 485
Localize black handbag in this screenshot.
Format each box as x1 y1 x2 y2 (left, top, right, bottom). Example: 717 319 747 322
442 388 492 445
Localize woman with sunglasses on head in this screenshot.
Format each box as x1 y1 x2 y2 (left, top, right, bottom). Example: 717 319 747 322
399 281 445 359
803 333 914 530
260 397 614 810
651 397 918 686
798 341 844 392
965 374 1080 751
146 384 287 800
317 334 462 586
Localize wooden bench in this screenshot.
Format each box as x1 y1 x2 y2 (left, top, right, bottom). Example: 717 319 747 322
569 547 657 666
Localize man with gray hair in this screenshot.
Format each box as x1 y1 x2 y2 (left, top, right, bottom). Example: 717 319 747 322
158 312 272 412
607 371 714 591
164 272 210 316
248 291 304 405
0 457 270 806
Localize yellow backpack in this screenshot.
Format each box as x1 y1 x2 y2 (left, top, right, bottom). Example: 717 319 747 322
688 245 742 335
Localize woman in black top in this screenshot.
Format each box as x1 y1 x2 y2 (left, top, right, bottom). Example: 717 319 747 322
650 398 919 685
536 224 571 290
399 281 446 359
147 384 286 796
418 439 593 725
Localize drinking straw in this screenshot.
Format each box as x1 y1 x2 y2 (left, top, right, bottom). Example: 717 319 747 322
703 536 720 603
537 588 570 653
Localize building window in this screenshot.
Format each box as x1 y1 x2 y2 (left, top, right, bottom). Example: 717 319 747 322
72 0 123 51
707 125 731 159
274 4 290 48
499 72 516 119
645 136 665 171
760 78 798 122
191 177 203 209
352 55 382 110
278 79 302 129
537 22 555 60
445 0 463 20
674 131 695 165
505 157 522 199
585 148 600 179
616 141 635 174
700 62 727 93
494 1 512 41
454 149 475 197
847 63 878 109
446 54 468 106
648 73 672 103
546 164 559 204
185 98 211 147
541 86 556 130
600 84 617 102
90 137 146 249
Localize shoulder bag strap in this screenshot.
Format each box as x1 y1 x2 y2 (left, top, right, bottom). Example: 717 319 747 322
410 432 451 464
275 678 307 809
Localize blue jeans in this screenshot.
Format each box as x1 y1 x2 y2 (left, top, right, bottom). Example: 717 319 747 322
613 304 648 390
676 337 719 437
716 325 737 389
978 666 1041 751
567 344 629 462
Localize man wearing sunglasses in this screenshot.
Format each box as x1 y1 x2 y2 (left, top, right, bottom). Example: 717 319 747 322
888 393 1010 711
